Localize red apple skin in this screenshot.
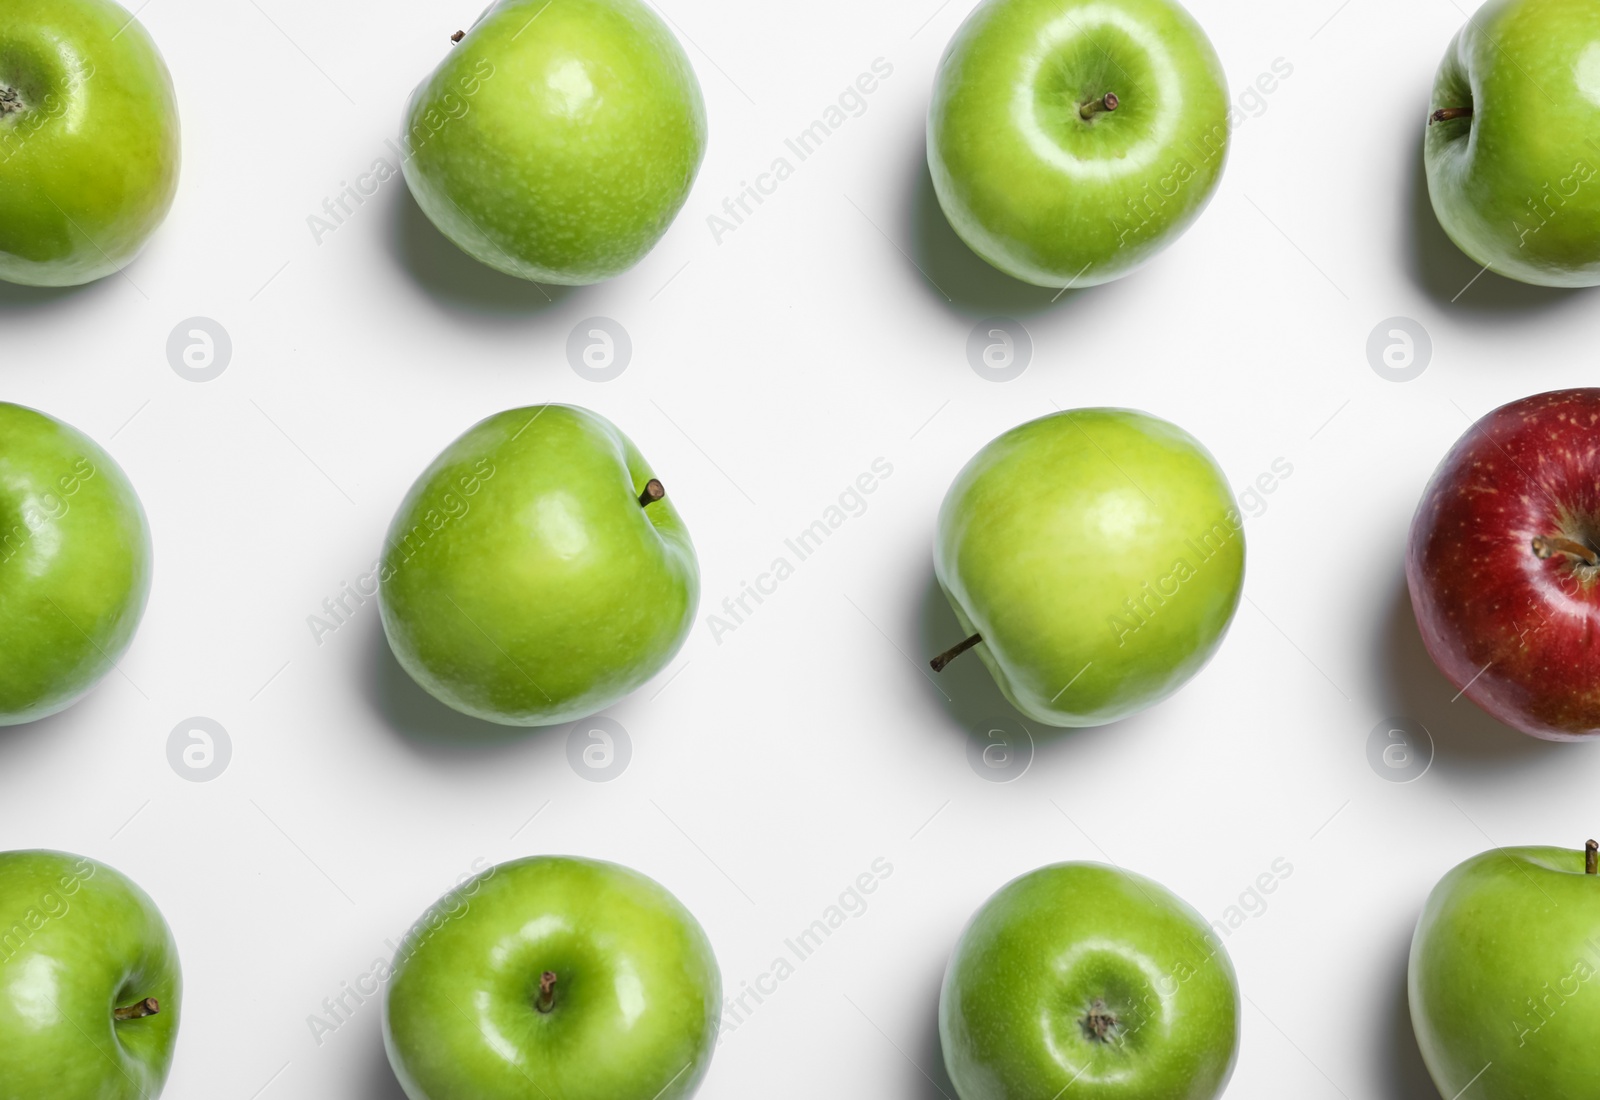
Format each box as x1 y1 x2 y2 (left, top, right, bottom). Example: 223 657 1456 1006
1407 388 1600 740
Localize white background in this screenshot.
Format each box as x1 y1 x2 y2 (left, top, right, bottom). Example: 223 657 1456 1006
4 0 1597 1096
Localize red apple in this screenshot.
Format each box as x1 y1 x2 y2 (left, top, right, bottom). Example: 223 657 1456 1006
1407 388 1600 740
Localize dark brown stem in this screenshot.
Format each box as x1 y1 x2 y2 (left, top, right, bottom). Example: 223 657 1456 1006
1587 840 1597 876
451 30 465 43
1531 535 1600 567
536 971 558 1013
638 479 665 507
1080 93 1119 120
1429 107 1472 125
930 633 982 672
114 998 160 1022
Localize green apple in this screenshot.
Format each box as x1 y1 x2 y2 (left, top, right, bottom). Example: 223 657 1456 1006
1425 0 1600 287
1410 842 1600 1099
0 850 182 1100
931 408 1243 727
928 0 1229 288
384 856 720 1100
941 862 1239 1100
401 0 706 285
0 403 152 726
0 0 180 287
379 404 697 726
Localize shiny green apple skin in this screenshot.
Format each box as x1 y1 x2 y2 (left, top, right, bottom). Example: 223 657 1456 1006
1410 846 1600 1100
0 850 182 1100
0 0 180 287
379 405 697 726
1425 0 1600 286
935 409 1244 727
384 856 721 1100
0 403 152 726
941 862 1239 1100
928 0 1229 288
401 0 706 285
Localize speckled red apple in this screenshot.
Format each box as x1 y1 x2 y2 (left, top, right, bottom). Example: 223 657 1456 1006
1407 388 1600 739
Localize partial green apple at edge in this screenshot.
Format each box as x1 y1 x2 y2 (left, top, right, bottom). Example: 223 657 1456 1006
928 0 1231 288
1425 0 1600 287
0 402 152 727
378 404 697 727
383 855 720 1100
1410 840 1600 1100
402 0 706 285
0 0 180 287
930 408 1244 727
0 850 182 1100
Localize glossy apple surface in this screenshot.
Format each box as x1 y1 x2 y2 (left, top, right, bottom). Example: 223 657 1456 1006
0 850 181 1099
941 862 1239 1100
0 0 180 287
1411 843 1600 1099
933 408 1244 726
379 404 697 726
384 856 720 1100
0 403 152 726
1425 0 1600 287
402 0 706 285
928 0 1229 287
1407 388 1600 739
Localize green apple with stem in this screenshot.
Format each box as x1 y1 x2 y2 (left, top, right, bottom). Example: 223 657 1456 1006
401 0 706 285
0 850 182 1099
0 403 152 726
0 0 180 287
383 855 720 1100
379 404 697 726
1425 0 1600 287
1410 841 1600 1099
928 0 1230 288
941 862 1239 1100
930 408 1244 727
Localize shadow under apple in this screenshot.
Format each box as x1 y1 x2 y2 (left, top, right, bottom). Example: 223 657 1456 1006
0 275 112 314
361 1033 410 1100
1403 129 1585 316
386 187 576 317
1374 570 1581 774
914 960 959 1099
361 614 555 753
1378 920 1440 1100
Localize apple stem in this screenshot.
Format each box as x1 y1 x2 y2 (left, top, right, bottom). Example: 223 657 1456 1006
638 479 665 508
536 971 558 1013
451 29 465 43
1587 840 1597 876
0 87 22 115
930 633 982 672
113 998 160 1022
1079 93 1119 120
1531 535 1600 568
1428 107 1473 125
